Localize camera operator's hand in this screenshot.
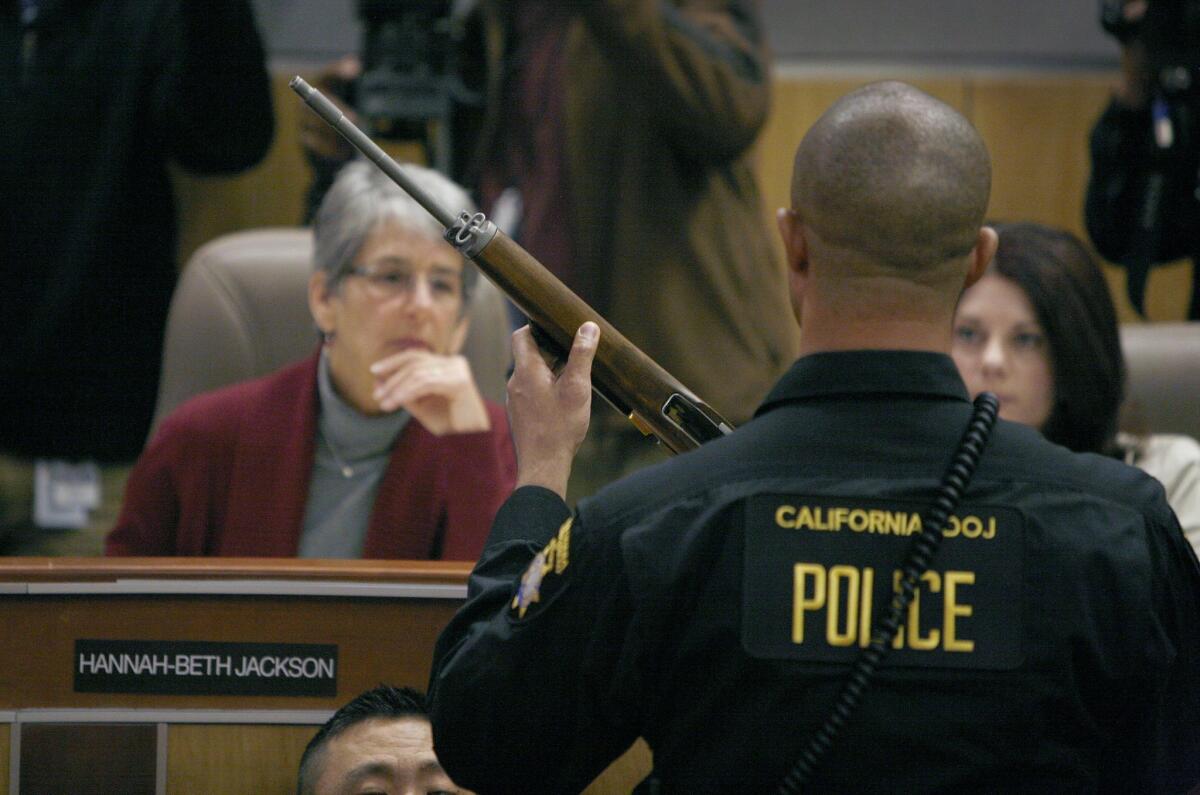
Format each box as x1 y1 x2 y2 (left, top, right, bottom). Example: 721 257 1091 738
1113 0 1151 108
1117 0 1149 23
300 55 362 162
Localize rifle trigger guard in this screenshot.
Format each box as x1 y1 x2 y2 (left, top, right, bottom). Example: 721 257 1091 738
446 211 498 259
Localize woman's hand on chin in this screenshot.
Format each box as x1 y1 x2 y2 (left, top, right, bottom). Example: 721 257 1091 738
369 351 490 435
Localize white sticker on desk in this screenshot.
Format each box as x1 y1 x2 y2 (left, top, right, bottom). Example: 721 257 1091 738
34 459 100 529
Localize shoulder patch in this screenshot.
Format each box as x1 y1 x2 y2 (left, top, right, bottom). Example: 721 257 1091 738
511 517 572 620
742 495 1025 671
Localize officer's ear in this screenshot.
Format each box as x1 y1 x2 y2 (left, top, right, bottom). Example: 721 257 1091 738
777 207 810 308
964 226 998 290
777 207 808 274
777 206 806 282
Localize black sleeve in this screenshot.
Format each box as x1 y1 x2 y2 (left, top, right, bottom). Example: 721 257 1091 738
1147 509 1200 790
577 0 771 164
153 0 275 174
428 486 642 793
1104 494 1200 792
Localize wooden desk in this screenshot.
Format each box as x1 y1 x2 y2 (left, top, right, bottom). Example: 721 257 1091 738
0 558 467 713
0 558 649 794
0 558 461 793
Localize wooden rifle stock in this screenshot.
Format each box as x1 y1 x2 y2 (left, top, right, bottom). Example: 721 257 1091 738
290 76 733 453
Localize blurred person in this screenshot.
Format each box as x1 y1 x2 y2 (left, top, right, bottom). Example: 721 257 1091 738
303 0 799 499
0 0 274 555
297 685 469 795
427 83 1200 791
106 162 514 558
953 221 1200 554
1087 0 1200 318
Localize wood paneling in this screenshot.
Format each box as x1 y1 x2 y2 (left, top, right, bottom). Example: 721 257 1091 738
0 560 644 791
1108 259 1195 321
164 724 650 794
0 595 457 711
970 76 1112 234
2 718 656 795
0 723 8 795
167 724 314 795
962 76 1193 321
19 724 156 794
0 557 471 583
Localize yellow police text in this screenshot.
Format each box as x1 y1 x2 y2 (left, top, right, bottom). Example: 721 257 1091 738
774 505 996 540
792 563 975 652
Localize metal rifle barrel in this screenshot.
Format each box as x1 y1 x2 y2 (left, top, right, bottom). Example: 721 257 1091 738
290 76 457 229
289 76 732 453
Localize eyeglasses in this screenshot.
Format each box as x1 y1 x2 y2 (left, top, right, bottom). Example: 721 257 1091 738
343 265 462 304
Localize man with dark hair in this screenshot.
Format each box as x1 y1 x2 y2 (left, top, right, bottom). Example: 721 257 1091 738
297 685 467 795
428 82 1200 791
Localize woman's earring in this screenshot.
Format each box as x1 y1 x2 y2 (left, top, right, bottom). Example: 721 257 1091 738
322 329 336 345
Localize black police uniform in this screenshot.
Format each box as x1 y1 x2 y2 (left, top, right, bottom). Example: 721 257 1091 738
429 350 1200 793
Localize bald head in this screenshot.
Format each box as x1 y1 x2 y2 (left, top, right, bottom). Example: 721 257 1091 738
791 82 991 277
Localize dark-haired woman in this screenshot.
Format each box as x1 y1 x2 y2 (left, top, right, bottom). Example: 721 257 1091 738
952 222 1199 555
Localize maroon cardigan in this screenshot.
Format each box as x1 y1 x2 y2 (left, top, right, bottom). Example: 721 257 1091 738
106 353 515 559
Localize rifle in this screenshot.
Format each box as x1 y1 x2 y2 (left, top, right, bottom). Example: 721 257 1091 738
291 76 732 454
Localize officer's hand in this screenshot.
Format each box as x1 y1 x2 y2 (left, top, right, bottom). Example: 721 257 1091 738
507 323 599 499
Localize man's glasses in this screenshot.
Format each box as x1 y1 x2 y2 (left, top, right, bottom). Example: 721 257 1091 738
344 265 462 304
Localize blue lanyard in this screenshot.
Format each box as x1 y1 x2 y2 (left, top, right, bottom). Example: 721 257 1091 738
1152 96 1174 150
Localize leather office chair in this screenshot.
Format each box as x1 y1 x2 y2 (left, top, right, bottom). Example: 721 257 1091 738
152 227 513 437
1120 322 1200 440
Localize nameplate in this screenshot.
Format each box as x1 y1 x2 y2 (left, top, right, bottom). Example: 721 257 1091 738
74 639 337 697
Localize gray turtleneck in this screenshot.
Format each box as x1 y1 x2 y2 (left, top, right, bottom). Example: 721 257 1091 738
297 350 410 558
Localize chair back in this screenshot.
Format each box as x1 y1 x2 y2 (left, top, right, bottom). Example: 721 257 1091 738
1119 322 1200 440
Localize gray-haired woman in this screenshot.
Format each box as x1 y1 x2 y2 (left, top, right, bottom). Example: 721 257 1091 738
107 161 515 559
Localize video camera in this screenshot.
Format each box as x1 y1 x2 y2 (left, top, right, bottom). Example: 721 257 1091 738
354 0 477 171
1091 0 1200 319
1101 0 1200 97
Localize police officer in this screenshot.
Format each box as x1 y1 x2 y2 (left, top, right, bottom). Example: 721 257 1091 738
428 82 1200 792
